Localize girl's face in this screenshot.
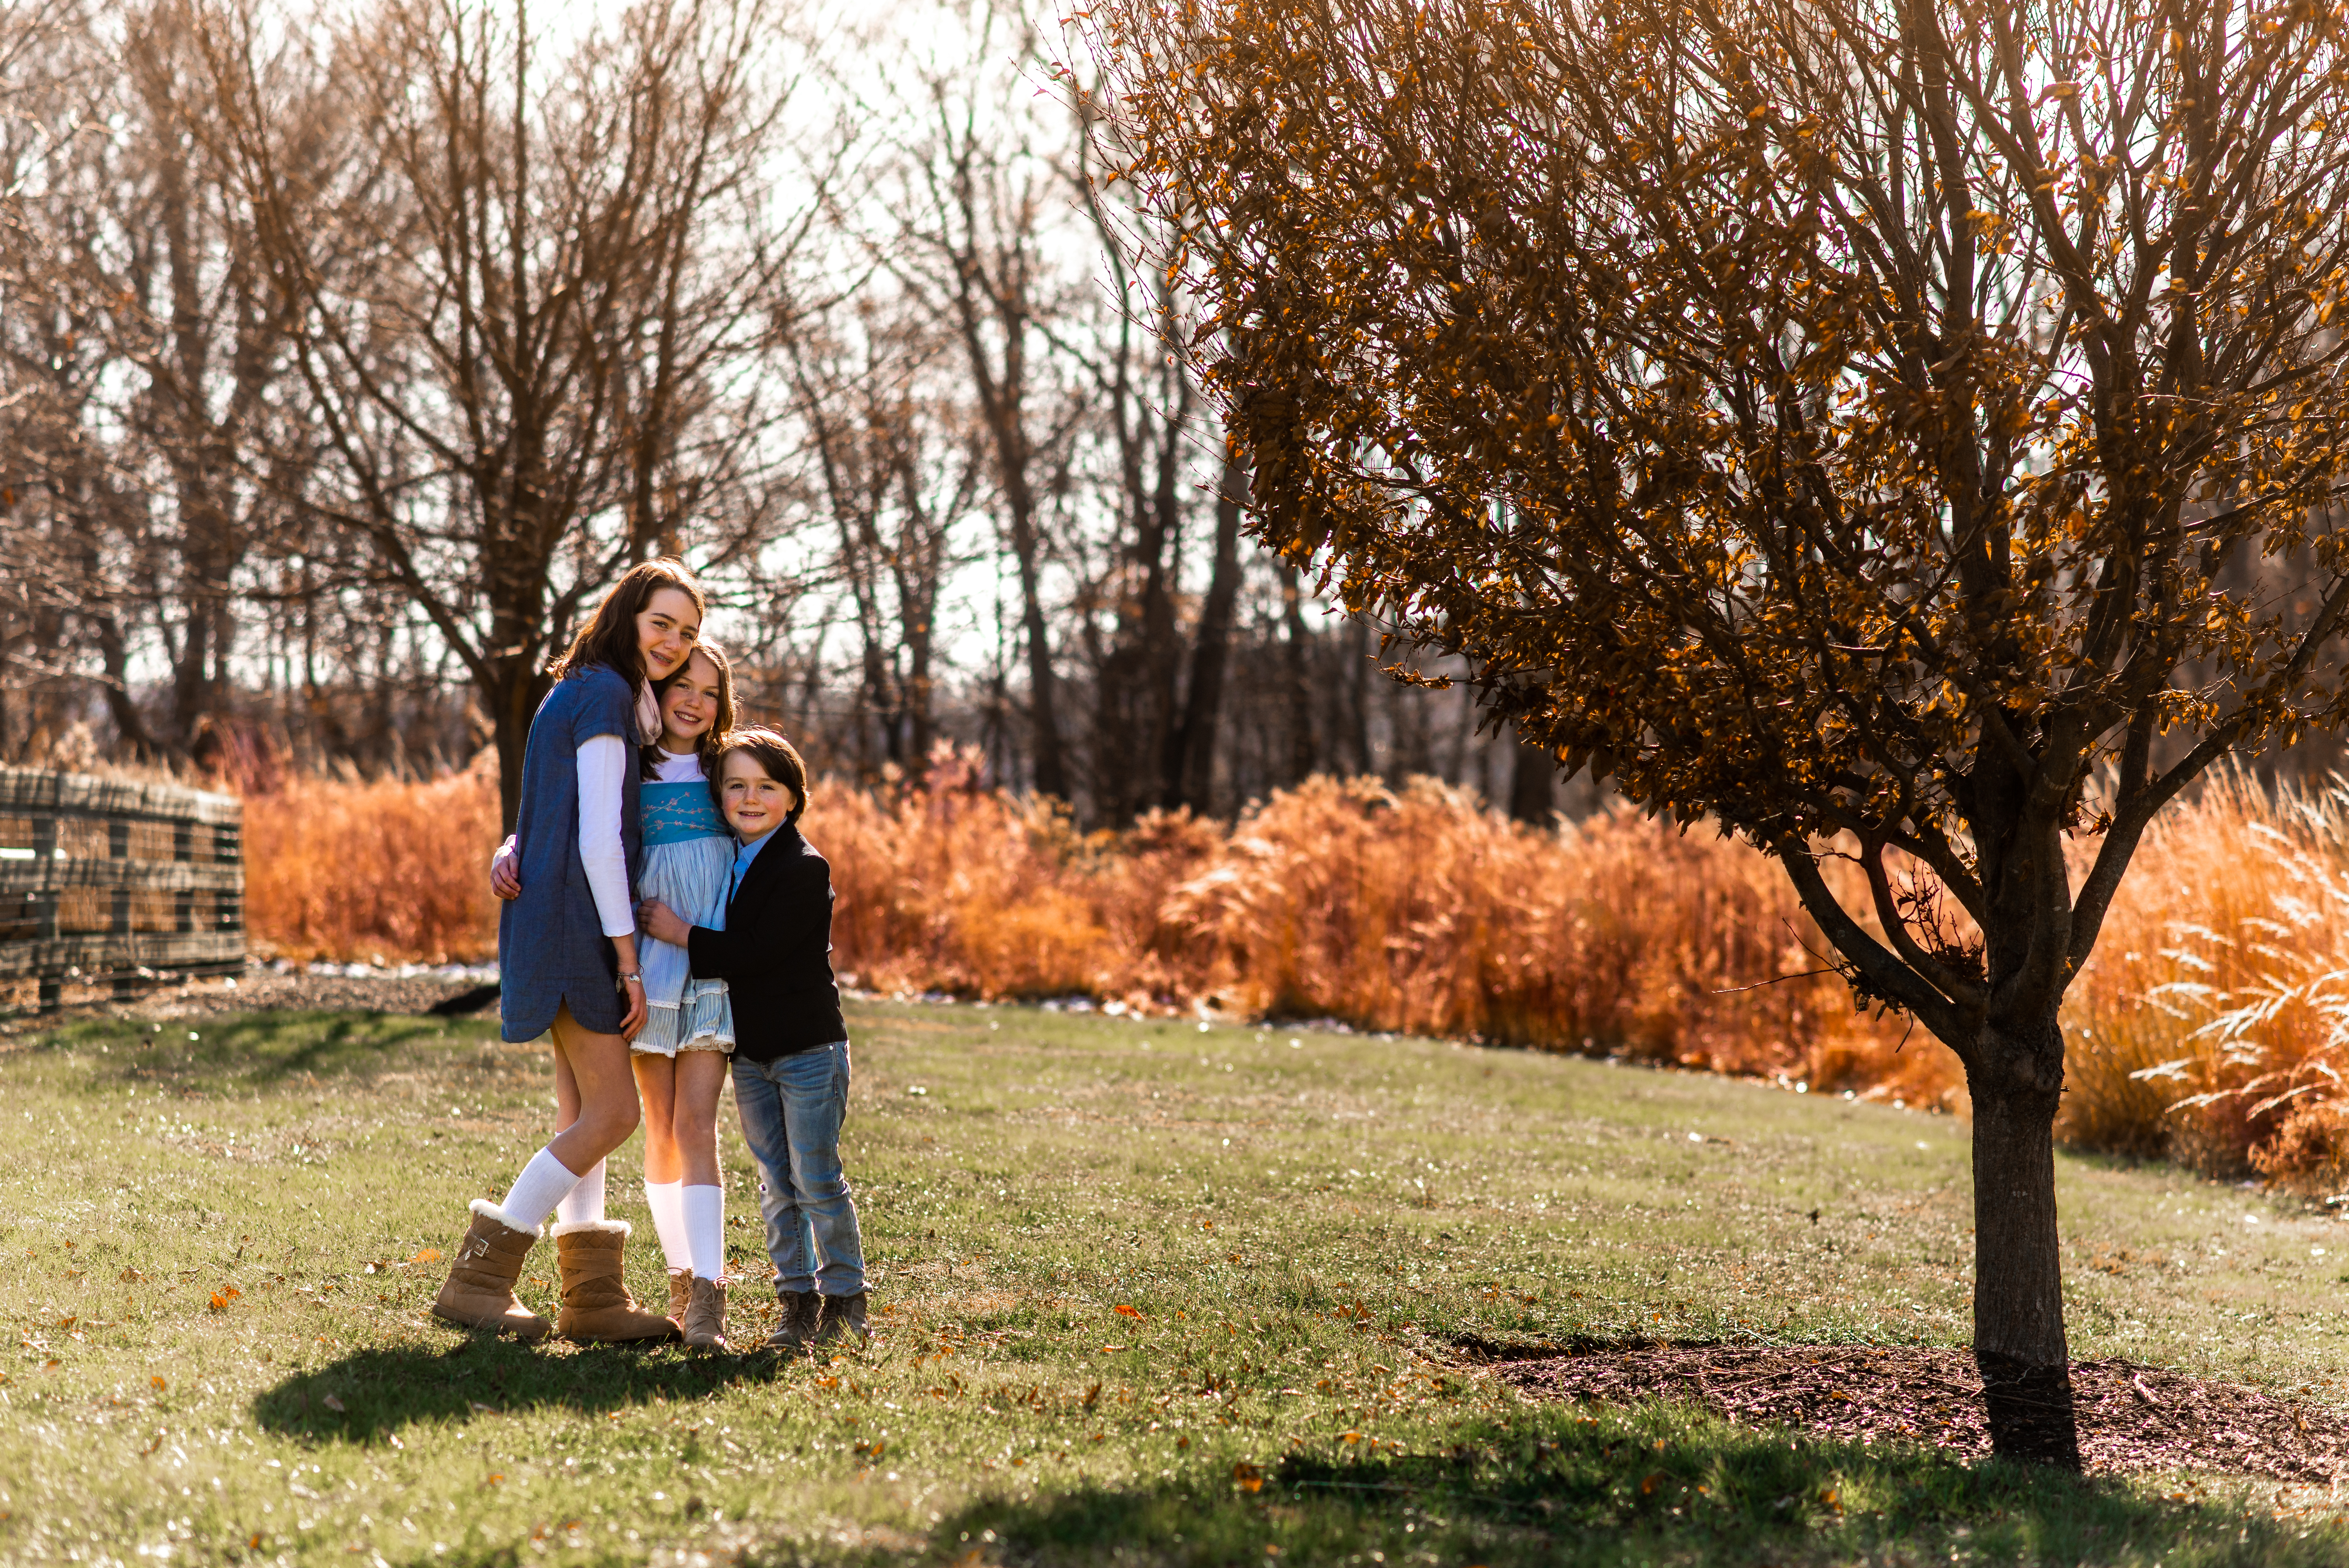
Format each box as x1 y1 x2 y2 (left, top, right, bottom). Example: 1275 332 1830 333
658 652 724 749
636 587 701 683
720 752 799 843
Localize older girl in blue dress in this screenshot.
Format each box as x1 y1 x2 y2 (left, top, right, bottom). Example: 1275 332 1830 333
430 559 702 1344
629 642 741 1347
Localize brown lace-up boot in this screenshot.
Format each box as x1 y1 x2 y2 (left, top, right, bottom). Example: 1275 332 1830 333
761 1290 820 1352
552 1222 681 1343
666 1269 691 1328
681 1275 729 1349
431 1200 552 1342
811 1290 868 1350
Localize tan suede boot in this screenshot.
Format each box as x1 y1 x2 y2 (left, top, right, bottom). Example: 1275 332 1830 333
431 1200 552 1342
666 1269 691 1327
552 1222 681 1344
681 1275 728 1349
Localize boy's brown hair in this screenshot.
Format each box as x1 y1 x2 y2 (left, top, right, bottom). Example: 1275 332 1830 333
711 727 810 825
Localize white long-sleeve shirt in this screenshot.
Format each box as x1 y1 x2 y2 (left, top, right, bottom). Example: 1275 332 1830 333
650 747 705 782
576 734 635 938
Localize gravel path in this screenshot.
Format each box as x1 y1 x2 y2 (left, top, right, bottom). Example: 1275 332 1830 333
0 963 501 1039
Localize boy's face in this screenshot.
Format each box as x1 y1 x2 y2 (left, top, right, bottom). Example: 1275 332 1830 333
720 752 798 843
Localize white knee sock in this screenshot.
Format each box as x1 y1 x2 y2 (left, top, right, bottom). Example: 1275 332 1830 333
644 1180 692 1272
682 1184 725 1281
554 1158 606 1226
497 1147 583 1235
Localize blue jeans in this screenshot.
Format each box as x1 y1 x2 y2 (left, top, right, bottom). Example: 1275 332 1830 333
730 1042 866 1296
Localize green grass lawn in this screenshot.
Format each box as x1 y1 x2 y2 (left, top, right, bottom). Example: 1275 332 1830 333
4 1001 2349 1566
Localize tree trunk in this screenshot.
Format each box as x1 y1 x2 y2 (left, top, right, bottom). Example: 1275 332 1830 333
1007 497 1067 799
489 658 549 837
1165 454 1247 813
1278 565 1317 785
1968 1011 2080 1469
1508 726 1555 824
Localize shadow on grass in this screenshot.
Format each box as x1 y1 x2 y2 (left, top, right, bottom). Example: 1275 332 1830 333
767 1403 2344 1568
40 1010 501 1093
252 1333 791 1443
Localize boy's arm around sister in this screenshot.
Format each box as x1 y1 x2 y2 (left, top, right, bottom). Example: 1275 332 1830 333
671 829 846 1060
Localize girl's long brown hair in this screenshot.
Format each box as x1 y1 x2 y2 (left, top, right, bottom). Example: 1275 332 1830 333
547 559 707 690
641 640 737 781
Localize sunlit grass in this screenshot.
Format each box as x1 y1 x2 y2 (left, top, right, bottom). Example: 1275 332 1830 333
4 1000 2347 1564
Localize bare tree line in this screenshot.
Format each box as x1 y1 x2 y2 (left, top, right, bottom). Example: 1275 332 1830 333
0 0 1578 827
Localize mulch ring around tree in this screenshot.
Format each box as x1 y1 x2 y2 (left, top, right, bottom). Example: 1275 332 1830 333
1486 1341 2349 1481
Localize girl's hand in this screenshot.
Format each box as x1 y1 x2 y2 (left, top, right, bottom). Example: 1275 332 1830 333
618 973 648 1040
638 898 692 947
490 837 522 900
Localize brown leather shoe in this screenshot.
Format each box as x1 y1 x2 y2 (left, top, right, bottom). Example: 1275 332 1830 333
431 1201 552 1342
811 1289 868 1350
682 1275 728 1349
552 1222 681 1344
761 1289 820 1352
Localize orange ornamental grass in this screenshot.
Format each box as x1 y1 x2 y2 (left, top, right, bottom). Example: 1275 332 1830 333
814 753 1944 1103
2060 771 2349 1191
245 750 2349 1187
241 753 503 964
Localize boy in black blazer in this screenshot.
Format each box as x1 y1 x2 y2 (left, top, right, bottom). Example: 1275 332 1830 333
640 728 868 1352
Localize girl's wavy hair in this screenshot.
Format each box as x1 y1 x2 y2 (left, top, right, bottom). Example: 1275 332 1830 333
640 640 737 780
547 558 707 690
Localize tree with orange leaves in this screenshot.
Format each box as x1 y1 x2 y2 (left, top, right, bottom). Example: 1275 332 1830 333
1090 0 2349 1464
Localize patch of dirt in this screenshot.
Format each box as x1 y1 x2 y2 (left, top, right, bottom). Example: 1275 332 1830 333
1497 1342 2349 1481
1 967 501 1039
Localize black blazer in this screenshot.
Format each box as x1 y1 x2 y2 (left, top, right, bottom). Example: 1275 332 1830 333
686 825 847 1062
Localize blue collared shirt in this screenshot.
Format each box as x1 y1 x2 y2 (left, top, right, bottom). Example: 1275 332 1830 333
731 827 780 903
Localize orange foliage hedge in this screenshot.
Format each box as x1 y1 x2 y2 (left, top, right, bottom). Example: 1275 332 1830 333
819 754 1939 1101
237 751 2349 1188
242 755 503 965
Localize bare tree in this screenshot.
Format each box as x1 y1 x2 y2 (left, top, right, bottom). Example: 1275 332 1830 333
867 0 1094 799
198 0 818 827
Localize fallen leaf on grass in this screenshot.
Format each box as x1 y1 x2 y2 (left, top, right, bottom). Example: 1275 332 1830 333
119 1268 144 1283
412 1248 441 1264
1099 1345 1128 1354
323 1395 346 1413
207 1286 242 1312
1232 1461 1264 1493
1114 1304 1144 1319
55 1316 75 1330
151 1376 166 1392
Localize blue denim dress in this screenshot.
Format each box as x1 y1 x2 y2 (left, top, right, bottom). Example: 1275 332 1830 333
499 665 642 1041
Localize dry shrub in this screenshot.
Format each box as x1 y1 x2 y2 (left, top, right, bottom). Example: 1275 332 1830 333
2061 772 2349 1187
236 747 1960 1098
225 744 2349 1187
819 759 1948 1103
242 755 502 963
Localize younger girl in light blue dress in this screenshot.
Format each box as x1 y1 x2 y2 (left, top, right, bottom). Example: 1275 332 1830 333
628 642 741 1341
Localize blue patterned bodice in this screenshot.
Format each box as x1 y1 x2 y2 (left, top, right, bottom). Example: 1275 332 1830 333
642 779 727 846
